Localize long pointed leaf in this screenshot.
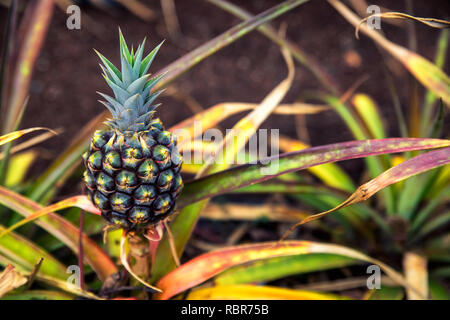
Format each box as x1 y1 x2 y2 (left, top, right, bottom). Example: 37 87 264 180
2 0 54 134
1 290 74 300
155 241 415 300
278 135 354 192
29 0 311 203
0 196 100 237
187 284 348 300
178 139 450 208
149 138 449 282
0 187 116 281
152 47 296 281
0 128 55 147
215 254 357 285
0 226 67 280
329 0 450 105
324 96 395 213
173 102 328 148
284 147 450 231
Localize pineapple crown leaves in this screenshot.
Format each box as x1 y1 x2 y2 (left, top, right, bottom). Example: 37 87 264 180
95 29 165 132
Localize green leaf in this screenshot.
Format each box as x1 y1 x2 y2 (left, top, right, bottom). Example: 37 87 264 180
178 139 450 209
151 138 449 281
1 290 74 300
330 0 450 105
95 50 122 84
119 28 132 65
422 29 449 133
409 186 450 235
282 147 450 231
140 41 164 77
0 225 67 280
366 285 404 300
155 240 412 300
429 279 450 300
412 211 450 242
0 186 117 281
352 94 386 139
215 254 358 285
5 151 36 187
397 168 441 220
325 96 395 214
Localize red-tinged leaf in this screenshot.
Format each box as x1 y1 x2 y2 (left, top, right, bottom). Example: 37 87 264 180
3 0 54 134
155 241 415 300
151 47 296 282
150 138 449 282
282 147 450 236
0 196 101 238
0 187 117 281
178 139 450 209
278 135 354 192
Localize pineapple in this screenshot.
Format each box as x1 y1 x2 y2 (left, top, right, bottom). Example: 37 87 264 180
82 31 183 231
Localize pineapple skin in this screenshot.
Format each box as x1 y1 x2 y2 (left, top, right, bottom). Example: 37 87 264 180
83 120 183 230
82 31 183 231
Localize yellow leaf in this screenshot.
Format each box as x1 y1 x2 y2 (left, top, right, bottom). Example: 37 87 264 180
187 284 349 300
329 0 450 105
0 127 56 147
6 151 37 187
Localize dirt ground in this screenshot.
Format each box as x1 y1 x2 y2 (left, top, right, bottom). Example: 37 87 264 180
0 0 448 181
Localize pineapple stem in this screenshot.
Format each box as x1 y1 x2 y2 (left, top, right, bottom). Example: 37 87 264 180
120 231 162 294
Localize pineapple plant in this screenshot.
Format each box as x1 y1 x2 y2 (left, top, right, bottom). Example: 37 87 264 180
82 31 183 232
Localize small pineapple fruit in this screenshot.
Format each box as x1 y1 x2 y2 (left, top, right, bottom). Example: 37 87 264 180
83 31 183 231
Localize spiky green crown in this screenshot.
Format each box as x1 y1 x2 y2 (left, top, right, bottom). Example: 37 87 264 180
96 31 164 133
